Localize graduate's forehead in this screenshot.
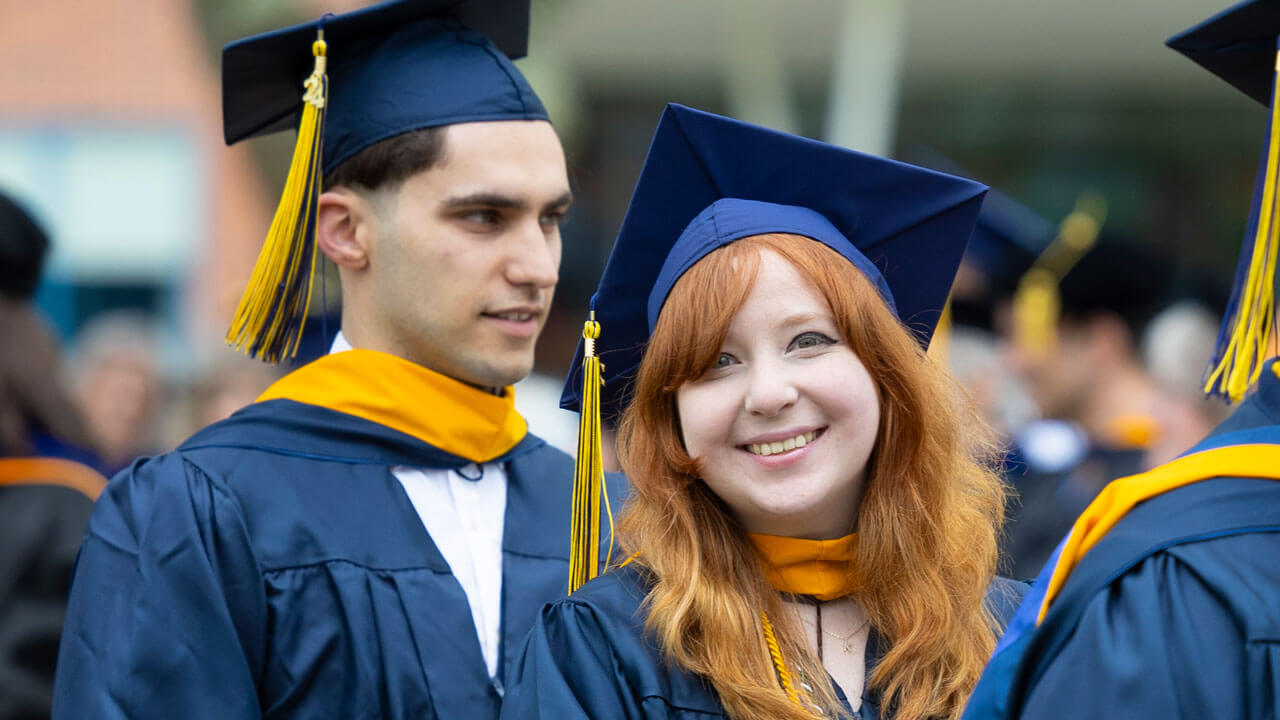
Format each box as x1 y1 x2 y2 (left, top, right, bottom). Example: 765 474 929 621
423 121 570 205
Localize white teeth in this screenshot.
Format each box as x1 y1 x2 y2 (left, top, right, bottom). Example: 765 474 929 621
745 431 817 456
496 312 533 321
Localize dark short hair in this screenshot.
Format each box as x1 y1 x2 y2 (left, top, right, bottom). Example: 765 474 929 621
323 125 448 193
0 192 50 301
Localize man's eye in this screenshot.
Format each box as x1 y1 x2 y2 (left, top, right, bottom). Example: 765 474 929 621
460 210 501 226
790 332 836 351
539 211 567 227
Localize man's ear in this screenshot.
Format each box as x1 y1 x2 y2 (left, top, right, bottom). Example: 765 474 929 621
316 188 375 270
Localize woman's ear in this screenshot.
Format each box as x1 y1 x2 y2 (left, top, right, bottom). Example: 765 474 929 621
315 188 374 270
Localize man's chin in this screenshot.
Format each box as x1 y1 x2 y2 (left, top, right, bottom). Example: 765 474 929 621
463 355 536 391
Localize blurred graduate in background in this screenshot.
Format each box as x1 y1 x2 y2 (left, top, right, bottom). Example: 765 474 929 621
1000 232 1177 576
0 189 106 720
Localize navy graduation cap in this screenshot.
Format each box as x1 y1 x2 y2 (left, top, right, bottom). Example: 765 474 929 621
1169 0 1280 402
221 0 547 363
561 104 988 420
562 104 988 592
1166 0 1280 106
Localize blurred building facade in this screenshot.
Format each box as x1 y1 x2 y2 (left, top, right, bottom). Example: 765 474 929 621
0 0 269 372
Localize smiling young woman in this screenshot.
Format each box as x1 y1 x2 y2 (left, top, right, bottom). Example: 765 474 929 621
501 105 1023 720
619 232 1008 720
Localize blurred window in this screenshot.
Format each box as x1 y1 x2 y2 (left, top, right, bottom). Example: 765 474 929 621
0 125 201 282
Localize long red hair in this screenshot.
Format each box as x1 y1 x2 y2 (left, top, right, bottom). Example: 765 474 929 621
616 233 1007 720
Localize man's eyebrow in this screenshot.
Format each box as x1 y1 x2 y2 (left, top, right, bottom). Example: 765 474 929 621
441 192 525 210
543 191 574 210
440 190 574 212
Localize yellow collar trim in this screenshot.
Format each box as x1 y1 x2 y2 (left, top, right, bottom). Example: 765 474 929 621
0 457 107 500
748 532 860 602
1039 443 1280 622
257 349 527 464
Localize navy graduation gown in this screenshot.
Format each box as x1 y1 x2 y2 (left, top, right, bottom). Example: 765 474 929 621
52 398 621 719
962 360 1280 720
502 564 1027 720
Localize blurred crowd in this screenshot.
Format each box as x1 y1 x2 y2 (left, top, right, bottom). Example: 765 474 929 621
6 302 286 478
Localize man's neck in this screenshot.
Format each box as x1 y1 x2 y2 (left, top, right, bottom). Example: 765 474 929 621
328 330 505 396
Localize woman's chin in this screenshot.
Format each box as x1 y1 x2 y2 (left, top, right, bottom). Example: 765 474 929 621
740 497 851 538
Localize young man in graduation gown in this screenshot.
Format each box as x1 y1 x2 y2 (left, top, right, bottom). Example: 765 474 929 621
52 2 619 718
962 3 1280 717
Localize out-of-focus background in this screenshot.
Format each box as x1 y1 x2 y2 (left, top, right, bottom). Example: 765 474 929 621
0 0 1261 552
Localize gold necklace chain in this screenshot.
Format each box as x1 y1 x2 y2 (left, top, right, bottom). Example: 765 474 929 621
797 596 870 658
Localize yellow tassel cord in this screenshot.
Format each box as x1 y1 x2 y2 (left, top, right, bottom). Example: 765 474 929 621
568 313 614 593
226 31 329 363
1011 193 1107 360
927 299 953 364
1204 51 1280 403
762 611 803 707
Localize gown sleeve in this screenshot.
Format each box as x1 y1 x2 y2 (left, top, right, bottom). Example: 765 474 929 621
52 452 269 719
502 598 649 720
1017 549 1248 719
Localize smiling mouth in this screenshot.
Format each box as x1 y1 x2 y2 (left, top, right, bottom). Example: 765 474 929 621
743 429 822 457
486 311 535 322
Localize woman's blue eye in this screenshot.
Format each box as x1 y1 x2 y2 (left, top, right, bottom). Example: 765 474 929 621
790 332 836 351
713 353 736 369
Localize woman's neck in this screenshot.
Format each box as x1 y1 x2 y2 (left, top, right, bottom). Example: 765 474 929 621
783 594 869 710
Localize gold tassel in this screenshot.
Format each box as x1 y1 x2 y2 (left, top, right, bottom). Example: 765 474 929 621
1203 50 1280 403
1011 193 1106 359
762 611 803 706
1011 268 1060 357
226 30 329 363
568 312 614 593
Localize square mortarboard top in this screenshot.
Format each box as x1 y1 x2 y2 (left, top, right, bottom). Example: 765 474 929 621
1166 0 1280 107
559 104 989 419
222 0 548 175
